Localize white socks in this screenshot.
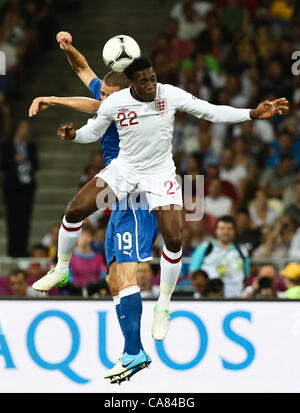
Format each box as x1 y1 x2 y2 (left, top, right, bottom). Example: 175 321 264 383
157 245 182 310
55 216 83 274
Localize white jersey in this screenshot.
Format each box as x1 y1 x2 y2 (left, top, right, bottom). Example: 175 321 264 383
75 83 251 175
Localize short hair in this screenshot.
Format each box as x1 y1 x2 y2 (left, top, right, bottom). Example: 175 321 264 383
236 208 249 216
123 57 152 80
82 223 94 235
205 279 224 295
216 215 236 229
8 269 27 280
31 243 49 253
280 154 293 162
103 71 128 89
191 269 209 281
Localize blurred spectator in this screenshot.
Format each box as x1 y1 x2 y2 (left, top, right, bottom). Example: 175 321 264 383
86 280 110 297
91 217 108 255
79 150 104 188
136 262 160 299
204 163 238 204
204 178 233 218
232 120 273 166
219 147 247 195
0 91 12 140
178 226 195 285
234 208 260 256
191 269 209 298
249 189 279 228
27 243 49 284
170 1 213 21
253 215 296 259
41 222 60 259
190 219 213 248
266 130 300 169
288 226 300 259
8 269 42 297
242 265 284 298
284 180 300 226
232 137 254 172
69 224 107 287
219 0 250 35
205 278 224 298
281 262 300 299
190 215 250 297
1 120 39 257
176 1 206 41
260 155 296 199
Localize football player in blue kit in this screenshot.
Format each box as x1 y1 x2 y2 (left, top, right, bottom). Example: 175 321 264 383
29 32 157 384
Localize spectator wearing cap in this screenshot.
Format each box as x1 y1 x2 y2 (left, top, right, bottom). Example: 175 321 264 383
281 263 300 299
190 215 250 298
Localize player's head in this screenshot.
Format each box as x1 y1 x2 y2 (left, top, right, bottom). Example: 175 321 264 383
123 57 157 102
101 71 128 100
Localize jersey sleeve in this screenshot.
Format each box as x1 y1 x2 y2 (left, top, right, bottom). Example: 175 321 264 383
89 77 102 100
74 100 113 143
172 86 251 123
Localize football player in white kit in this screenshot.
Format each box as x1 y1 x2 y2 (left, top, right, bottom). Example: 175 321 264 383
36 57 288 373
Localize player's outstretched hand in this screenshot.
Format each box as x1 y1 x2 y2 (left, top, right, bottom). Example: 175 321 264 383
250 97 289 119
56 31 72 51
29 97 52 117
57 122 76 141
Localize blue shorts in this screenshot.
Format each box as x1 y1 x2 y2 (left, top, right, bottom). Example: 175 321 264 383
105 195 157 267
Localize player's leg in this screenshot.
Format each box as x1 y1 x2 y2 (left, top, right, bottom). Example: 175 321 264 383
105 261 151 382
33 177 115 291
141 174 183 340
104 202 154 382
152 205 183 340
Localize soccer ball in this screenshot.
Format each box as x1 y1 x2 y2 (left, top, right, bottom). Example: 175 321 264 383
102 35 141 72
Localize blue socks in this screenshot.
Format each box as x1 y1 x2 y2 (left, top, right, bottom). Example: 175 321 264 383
119 286 143 355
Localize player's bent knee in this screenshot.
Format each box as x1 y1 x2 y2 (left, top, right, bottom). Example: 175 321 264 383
65 203 85 223
164 234 182 253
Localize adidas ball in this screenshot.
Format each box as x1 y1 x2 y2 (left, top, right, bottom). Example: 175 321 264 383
102 35 141 72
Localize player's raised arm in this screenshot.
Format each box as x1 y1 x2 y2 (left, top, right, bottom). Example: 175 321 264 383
173 86 289 123
29 96 101 117
59 99 112 144
56 31 97 88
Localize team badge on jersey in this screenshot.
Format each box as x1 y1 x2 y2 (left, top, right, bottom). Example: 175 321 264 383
155 98 167 114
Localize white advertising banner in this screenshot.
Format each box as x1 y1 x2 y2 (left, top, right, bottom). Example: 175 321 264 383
0 299 299 393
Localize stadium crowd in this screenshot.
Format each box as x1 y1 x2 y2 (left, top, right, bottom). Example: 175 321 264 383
0 0 81 140
1 0 300 299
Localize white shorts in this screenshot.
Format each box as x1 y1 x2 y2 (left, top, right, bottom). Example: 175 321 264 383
96 158 182 212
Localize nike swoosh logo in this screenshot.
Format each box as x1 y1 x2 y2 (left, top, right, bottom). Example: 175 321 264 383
122 361 134 368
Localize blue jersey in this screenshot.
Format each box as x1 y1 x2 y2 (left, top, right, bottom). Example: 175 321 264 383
88 76 157 266
88 77 119 166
